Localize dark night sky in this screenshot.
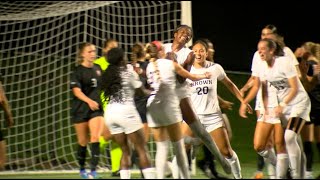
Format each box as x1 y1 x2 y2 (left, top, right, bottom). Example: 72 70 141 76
191 1 320 72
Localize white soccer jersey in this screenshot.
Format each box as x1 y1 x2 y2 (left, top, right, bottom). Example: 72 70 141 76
163 43 193 99
163 43 192 65
258 56 309 106
186 63 226 115
108 64 142 105
251 46 299 108
146 59 183 127
105 64 143 134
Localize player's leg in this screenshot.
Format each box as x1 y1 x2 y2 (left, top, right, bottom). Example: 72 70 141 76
74 122 90 178
128 128 155 179
87 116 104 178
179 97 231 174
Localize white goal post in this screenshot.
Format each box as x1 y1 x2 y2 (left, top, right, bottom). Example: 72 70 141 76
0 1 192 173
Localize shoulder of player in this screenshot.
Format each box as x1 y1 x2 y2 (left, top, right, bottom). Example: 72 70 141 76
276 56 293 65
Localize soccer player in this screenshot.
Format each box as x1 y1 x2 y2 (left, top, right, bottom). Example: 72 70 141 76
94 38 122 176
295 41 320 179
186 40 252 179
70 42 104 179
240 38 311 179
145 40 211 179
163 24 231 175
100 47 156 179
0 76 14 171
194 38 233 179
240 24 301 179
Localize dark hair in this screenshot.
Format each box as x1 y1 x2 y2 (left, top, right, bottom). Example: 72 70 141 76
192 39 209 52
263 24 286 48
101 47 125 103
264 24 278 34
131 42 145 62
259 38 284 57
173 24 193 43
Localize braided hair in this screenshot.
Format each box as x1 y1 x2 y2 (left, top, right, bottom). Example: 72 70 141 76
145 41 163 84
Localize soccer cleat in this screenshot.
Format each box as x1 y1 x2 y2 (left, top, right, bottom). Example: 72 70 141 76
80 170 89 179
88 171 101 179
253 171 264 179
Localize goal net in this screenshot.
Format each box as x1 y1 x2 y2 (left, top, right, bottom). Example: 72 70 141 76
0 1 192 173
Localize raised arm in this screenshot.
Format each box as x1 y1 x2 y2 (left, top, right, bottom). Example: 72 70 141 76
173 61 210 81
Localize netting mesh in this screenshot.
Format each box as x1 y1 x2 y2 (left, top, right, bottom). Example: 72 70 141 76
0 1 185 172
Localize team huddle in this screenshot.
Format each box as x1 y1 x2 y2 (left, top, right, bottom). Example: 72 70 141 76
69 24 320 179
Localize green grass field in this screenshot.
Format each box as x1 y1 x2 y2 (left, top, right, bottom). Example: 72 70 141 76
1 72 320 179
1 163 320 179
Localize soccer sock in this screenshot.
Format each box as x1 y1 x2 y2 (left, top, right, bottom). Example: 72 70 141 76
111 141 122 173
203 145 218 176
266 148 276 179
184 136 202 146
188 120 230 174
171 156 180 179
256 154 265 172
155 140 169 179
120 169 131 179
77 145 87 171
297 135 306 179
317 142 320 154
225 151 242 179
284 130 301 179
172 139 190 179
142 167 156 179
90 142 100 171
303 141 313 171
257 148 277 166
276 153 289 179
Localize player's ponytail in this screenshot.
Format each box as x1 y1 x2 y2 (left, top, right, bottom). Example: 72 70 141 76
145 41 163 83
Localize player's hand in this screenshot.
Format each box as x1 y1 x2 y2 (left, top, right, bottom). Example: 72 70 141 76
239 103 248 118
165 52 177 62
220 100 233 110
246 103 253 114
87 100 100 111
275 105 284 117
204 72 211 79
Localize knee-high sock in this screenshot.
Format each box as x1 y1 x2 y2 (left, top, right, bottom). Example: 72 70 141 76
317 142 320 154
188 120 231 174
120 169 131 179
303 141 313 172
111 141 122 173
171 156 180 179
276 153 289 179
172 139 190 179
297 135 306 179
77 145 87 171
266 148 276 179
90 142 100 171
256 153 265 172
225 151 242 179
257 148 277 167
284 130 301 179
155 140 169 179
142 167 156 179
